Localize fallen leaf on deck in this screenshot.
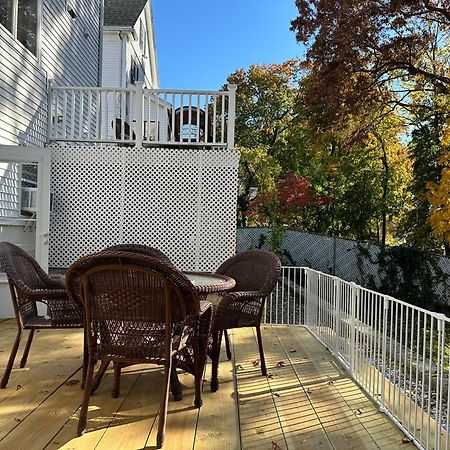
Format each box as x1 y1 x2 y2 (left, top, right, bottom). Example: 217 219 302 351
402 438 411 444
290 349 296 353
266 373 273 379
65 379 80 386
235 364 243 370
252 359 260 367
239 400 246 405
276 361 285 368
272 441 282 449
16 385 22 390
273 392 280 397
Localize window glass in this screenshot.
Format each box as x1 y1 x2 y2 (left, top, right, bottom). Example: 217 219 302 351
0 0 13 32
17 0 37 55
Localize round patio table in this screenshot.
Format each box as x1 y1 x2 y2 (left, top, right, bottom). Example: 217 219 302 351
171 272 235 401
183 271 235 304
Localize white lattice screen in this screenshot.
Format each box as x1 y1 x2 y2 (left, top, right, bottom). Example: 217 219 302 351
49 145 239 271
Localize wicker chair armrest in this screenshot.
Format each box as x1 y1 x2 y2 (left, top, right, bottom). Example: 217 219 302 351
213 291 265 329
21 286 67 300
218 291 264 308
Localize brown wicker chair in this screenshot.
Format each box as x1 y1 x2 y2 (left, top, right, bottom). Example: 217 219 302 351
0 242 84 388
210 249 281 392
104 244 173 267
66 251 212 448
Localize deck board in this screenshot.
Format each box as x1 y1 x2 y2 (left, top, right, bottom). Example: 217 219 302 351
0 323 412 449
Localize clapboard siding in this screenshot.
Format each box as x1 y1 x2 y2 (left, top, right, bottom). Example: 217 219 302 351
102 35 123 87
41 0 100 87
0 26 47 146
0 0 101 147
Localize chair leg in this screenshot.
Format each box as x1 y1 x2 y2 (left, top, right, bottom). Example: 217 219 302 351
156 354 172 448
20 330 35 368
1 328 22 388
91 360 110 394
112 363 121 398
77 357 95 436
224 330 232 360
256 326 267 376
210 329 223 392
81 329 88 390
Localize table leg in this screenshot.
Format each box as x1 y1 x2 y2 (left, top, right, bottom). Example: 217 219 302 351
170 363 183 401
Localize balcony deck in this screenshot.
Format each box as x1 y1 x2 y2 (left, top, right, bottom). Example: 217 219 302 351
0 320 412 449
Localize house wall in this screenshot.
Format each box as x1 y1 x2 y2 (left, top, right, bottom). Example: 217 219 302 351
0 0 102 316
0 0 102 147
102 33 124 88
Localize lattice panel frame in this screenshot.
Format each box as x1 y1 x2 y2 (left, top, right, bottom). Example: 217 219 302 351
49 145 239 271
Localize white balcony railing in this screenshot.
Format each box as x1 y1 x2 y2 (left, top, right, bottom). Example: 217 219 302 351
47 82 237 149
267 266 450 450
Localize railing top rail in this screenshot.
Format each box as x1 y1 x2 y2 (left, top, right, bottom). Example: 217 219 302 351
294 266 449 321
50 86 133 92
146 88 230 95
50 86 231 96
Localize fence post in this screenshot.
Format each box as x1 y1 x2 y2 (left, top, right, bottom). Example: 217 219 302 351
435 314 446 450
333 277 341 357
134 81 144 147
226 84 237 150
304 268 310 328
46 79 54 144
349 282 358 377
379 296 390 413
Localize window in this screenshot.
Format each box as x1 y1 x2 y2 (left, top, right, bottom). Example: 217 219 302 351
130 58 139 85
0 0 39 56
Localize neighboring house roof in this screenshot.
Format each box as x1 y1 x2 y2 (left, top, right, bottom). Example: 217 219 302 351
104 0 147 26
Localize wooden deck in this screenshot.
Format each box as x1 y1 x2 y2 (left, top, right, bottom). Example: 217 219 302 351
0 320 413 449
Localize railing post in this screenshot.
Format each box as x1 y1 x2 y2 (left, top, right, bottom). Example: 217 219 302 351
333 277 341 357
134 81 144 147
226 83 237 150
304 268 310 328
349 282 357 376
379 296 390 413
435 313 446 450
46 79 54 144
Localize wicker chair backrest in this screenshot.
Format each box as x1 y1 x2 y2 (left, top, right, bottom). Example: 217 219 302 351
0 242 49 293
67 252 199 362
104 244 173 267
215 249 281 294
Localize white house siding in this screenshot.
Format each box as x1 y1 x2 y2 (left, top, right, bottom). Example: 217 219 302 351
102 34 123 88
0 29 47 146
0 0 102 147
41 0 101 87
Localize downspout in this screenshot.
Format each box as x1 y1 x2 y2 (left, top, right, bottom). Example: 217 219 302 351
119 31 127 88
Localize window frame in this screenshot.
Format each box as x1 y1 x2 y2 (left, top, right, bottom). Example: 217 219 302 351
0 0 42 62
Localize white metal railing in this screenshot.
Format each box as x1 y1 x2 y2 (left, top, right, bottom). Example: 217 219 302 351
267 266 450 450
47 81 237 149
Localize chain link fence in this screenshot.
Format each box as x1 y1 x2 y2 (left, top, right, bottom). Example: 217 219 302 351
236 227 450 309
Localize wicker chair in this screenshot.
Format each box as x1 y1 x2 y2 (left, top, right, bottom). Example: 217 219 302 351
0 242 84 388
66 251 212 448
104 244 173 267
210 249 281 392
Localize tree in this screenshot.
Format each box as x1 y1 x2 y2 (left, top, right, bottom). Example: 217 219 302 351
290 0 450 131
428 150 450 251
227 60 311 222
227 60 302 154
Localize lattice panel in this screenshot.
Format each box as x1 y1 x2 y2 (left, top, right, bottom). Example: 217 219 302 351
49 145 239 271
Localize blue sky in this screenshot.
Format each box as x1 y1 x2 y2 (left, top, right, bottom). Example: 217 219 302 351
152 0 304 90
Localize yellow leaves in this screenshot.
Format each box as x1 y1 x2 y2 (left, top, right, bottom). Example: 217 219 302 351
427 150 450 244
